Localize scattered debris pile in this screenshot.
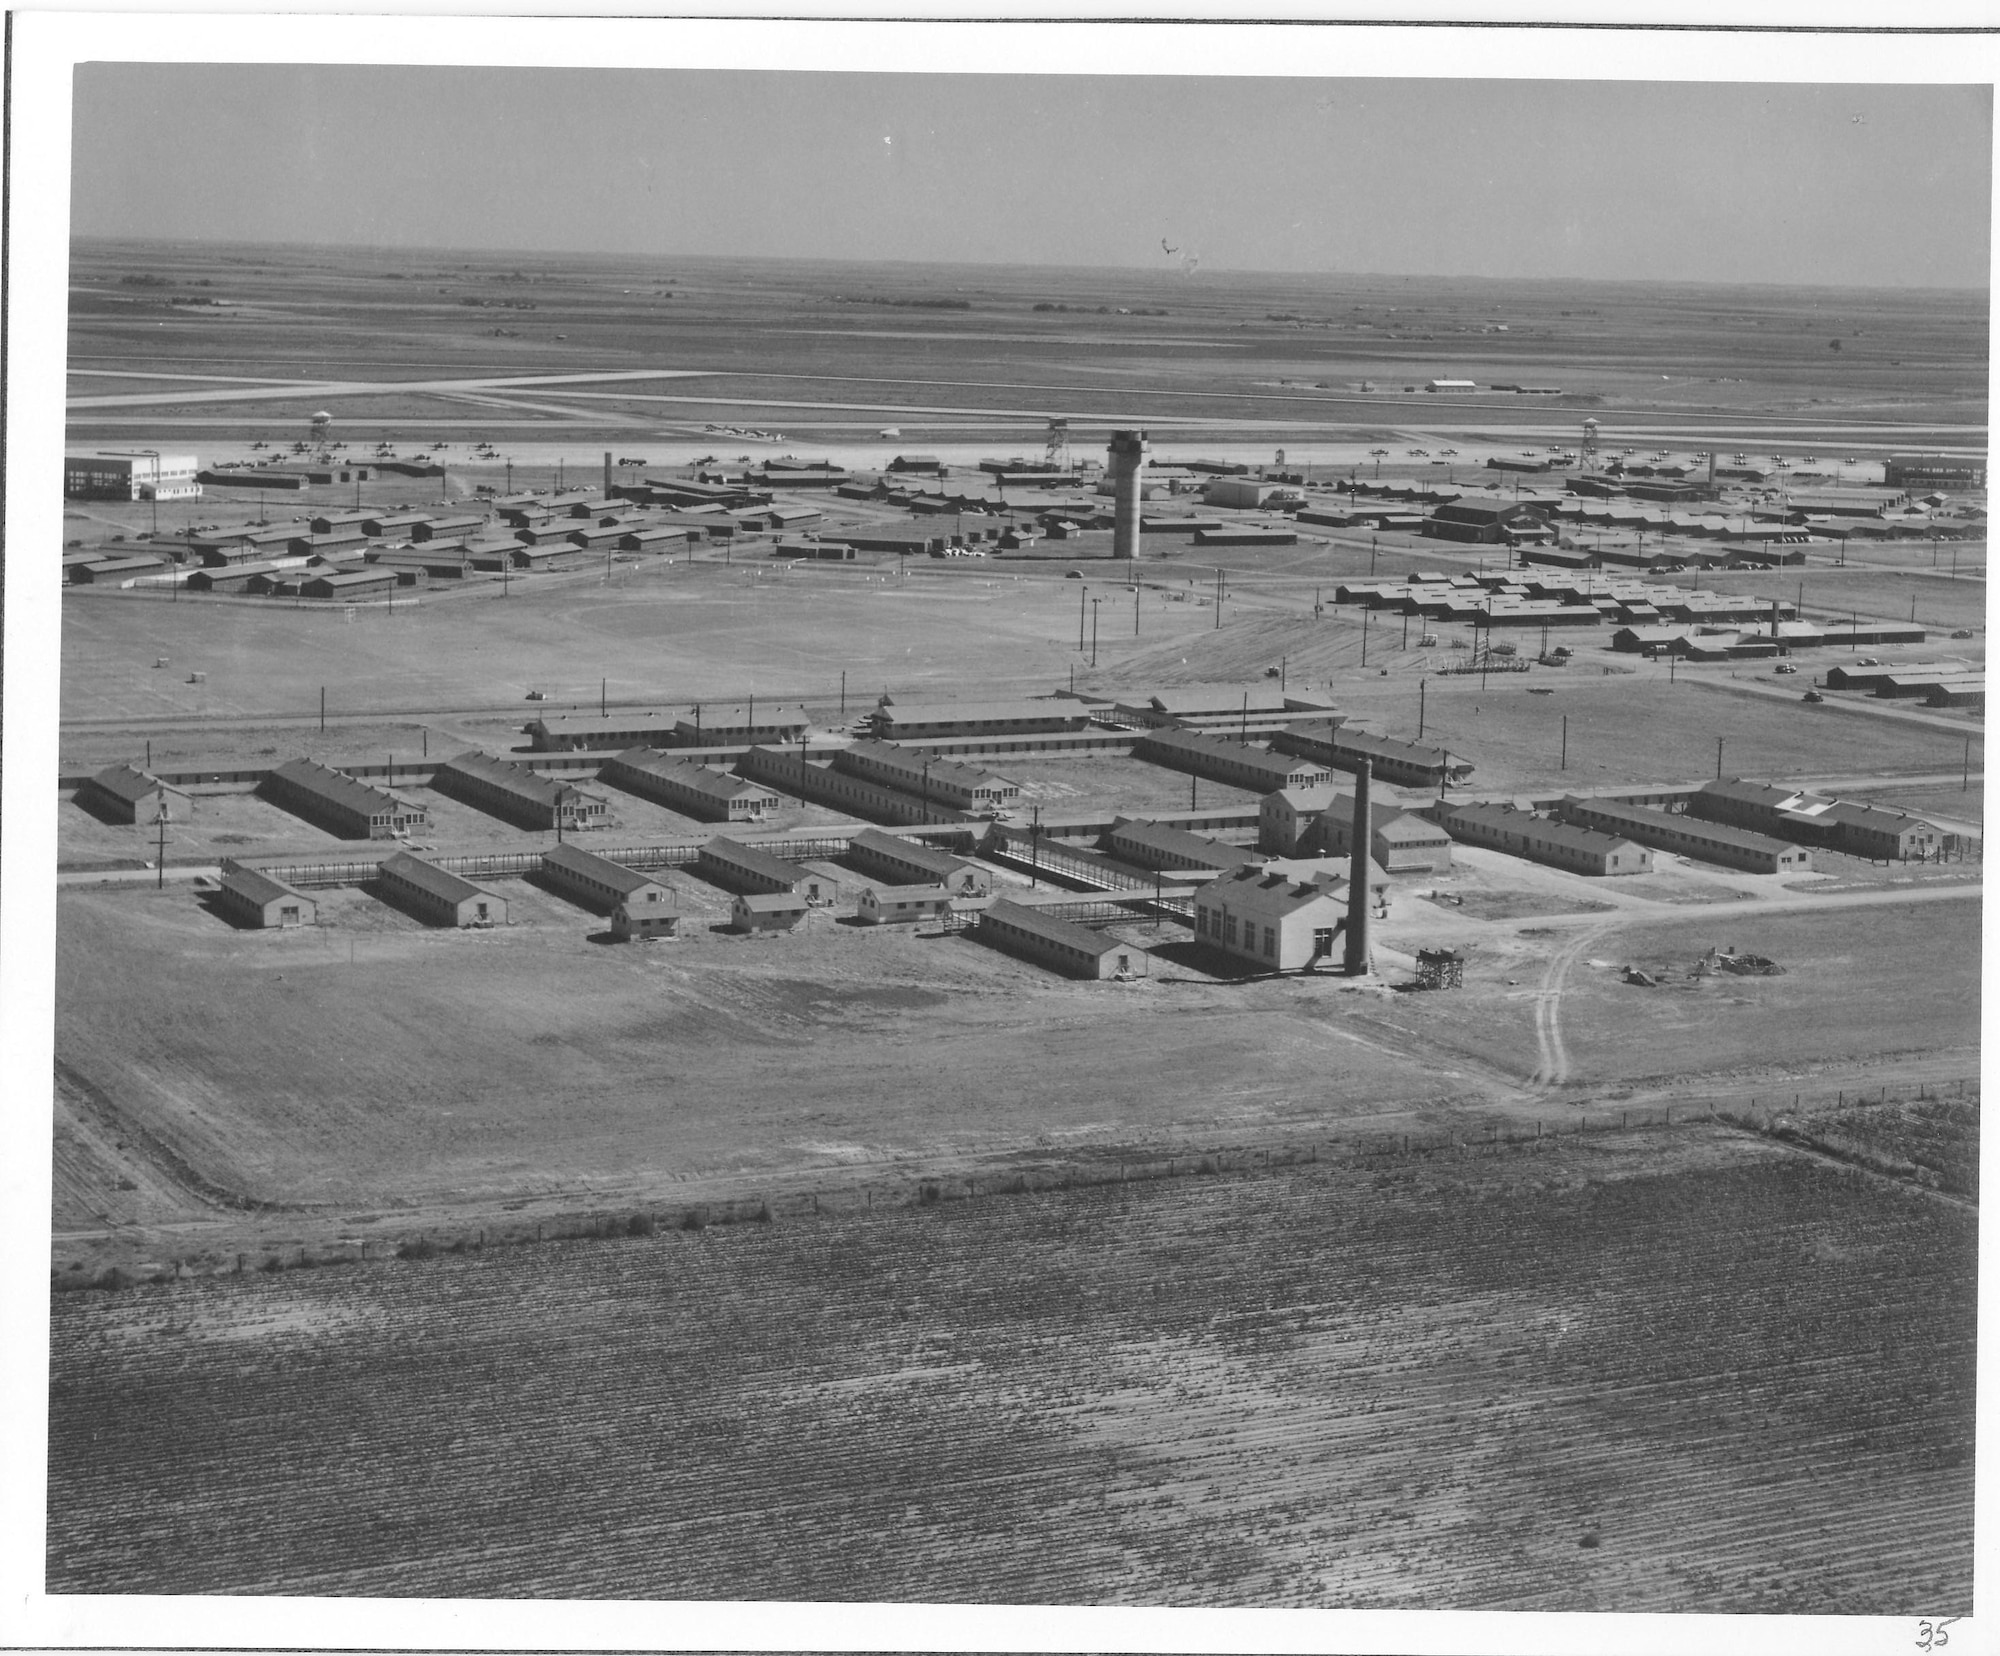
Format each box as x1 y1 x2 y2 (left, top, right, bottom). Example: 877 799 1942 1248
1412 947 1466 991
1698 946 1786 977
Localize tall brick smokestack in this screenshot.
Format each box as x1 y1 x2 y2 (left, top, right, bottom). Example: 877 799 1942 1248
1343 758 1373 976
1108 429 1149 561
604 451 613 494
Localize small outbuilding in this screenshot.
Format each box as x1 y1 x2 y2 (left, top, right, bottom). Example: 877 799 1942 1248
77 763 191 824
856 884 954 926
731 891 810 933
215 865 317 929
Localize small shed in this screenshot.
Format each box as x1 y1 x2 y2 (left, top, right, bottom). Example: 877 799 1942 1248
216 865 317 929
731 891 810 933
856 884 953 926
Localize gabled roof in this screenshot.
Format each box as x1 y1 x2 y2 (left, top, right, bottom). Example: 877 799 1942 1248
543 842 666 895
86 763 180 804
1107 817 1261 870
220 865 311 907
270 757 409 818
378 852 494 903
736 890 809 912
611 749 775 800
981 897 1129 957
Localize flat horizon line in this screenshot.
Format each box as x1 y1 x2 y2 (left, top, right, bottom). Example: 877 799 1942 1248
68 235 1991 298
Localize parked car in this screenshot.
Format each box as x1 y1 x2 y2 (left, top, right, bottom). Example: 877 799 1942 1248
1774 664 1798 675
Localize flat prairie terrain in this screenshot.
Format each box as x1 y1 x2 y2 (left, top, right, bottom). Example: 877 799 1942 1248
47 1128 1975 1611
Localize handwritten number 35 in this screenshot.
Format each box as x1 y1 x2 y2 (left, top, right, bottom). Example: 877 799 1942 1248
1917 1619 1959 1651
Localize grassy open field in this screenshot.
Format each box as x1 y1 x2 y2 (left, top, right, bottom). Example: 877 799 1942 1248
47 1126 1975 1610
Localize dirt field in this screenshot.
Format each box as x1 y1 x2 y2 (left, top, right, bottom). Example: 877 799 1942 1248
1551 897 1983 1091
46 1126 1975 1611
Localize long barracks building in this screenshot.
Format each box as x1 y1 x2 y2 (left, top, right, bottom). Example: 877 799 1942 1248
1134 727 1333 794
1555 796 1810 874
844 826 991 895
540 843 677 916
1436 801 1652 876
262 758 429 840
1272 722 1475 789
432 750 610 831
697 837 839 903
831 740 1020 812
600 748 782 823
978 898 1147 980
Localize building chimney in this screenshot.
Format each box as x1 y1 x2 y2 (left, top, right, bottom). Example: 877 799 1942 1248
1770 596 1781 642
1343 758 1373 976
1107 429 1149 561
604 451 613 494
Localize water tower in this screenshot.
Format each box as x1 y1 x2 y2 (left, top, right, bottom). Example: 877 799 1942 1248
1580 417 1600 472
1106 430 1149 561
307 410 334 460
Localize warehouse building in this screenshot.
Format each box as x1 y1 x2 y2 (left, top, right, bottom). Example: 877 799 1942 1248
411 515 485 542
376 853 507 927
64 451 201 501
1193 866 1349 972
1135 727 1334 794
867 699 1093 741
1422 501 1558 544
184 561 286 593
433 749 610 830
1104 817 1261 878
1111 686 1305 728
698 837 838 903
1554 796 1810 873
1437 801 1651 875
359 511 434 538
601 748 782 822
77 762 191 824
731 891 810 933
1306 793 1456 873
1202 478 1305 509
301 570 397 602
1272 723 1474 788
215 865 317 929
844 826 991 895
70 554 173 585
674 705 811 747
263 758 429 839
540 842 675 915
832 741 1020 812
528 714 691 752
856 884 955 926
1884 454 1986 489
978 899 1147 979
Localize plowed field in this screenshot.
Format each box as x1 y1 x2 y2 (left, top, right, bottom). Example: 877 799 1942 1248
48 1127 1974 1611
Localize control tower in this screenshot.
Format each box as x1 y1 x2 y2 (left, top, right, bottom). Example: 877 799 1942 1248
1107 429 1149 561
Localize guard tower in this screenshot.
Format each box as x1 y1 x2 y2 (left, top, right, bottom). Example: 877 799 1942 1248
1045 418 1071 474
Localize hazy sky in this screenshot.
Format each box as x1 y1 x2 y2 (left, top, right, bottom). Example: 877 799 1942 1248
71 67 1990 287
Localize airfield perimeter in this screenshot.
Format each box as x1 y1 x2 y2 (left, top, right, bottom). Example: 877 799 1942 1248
45 243 1984 1609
